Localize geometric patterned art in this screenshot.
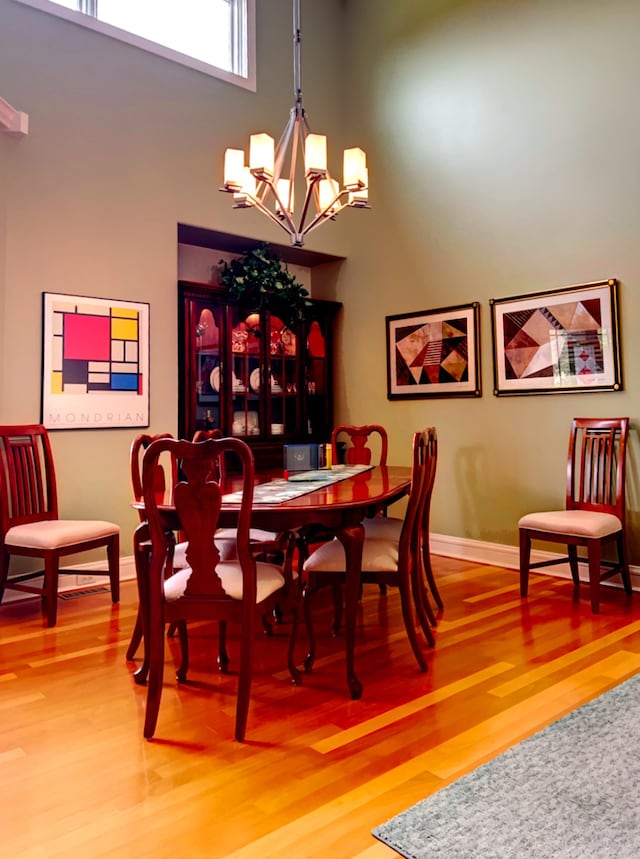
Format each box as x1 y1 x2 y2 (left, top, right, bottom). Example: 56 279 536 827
502 299 604 381
394 318 470 386
42 293 150 429
386 303 481 399
491 279 621 396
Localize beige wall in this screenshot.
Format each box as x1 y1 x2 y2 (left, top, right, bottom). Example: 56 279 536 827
0 0 346 554
1 0 639 562
339 0 640 554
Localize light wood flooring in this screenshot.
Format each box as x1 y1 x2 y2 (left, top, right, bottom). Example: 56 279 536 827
2 557 639 858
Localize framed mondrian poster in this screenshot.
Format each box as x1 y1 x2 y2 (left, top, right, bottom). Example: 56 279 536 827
41 292 150 429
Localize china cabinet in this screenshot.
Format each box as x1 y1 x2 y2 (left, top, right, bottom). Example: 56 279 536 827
178 280 341 470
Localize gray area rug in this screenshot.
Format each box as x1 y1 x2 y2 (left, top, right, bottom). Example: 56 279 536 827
373 672 640 858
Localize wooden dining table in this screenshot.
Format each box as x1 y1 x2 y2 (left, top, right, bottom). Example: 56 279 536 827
133 464 412 699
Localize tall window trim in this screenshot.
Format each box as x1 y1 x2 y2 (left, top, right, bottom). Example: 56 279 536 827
10 0 256 92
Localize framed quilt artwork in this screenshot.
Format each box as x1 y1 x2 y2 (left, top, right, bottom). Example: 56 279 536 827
386 302 481 399
490 279 621 396
41 292 150 429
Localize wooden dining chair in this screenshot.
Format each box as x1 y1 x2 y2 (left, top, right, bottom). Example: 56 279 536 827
519 417 632 614
126 432 185 662
302 428 437 675
362 426 442 617
0 423 120 627
331 424 388 467
139 435 301 742
297 424 390 587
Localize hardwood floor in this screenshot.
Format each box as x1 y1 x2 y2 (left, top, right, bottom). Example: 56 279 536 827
2 557 639 858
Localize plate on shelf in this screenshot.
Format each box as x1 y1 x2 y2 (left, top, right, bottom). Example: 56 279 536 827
209 367 221 392
249 367 261 392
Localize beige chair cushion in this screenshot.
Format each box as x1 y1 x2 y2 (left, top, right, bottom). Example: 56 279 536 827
518 510 622 539
216 527 280 544
164 560 285 603
5 519 119 549
303 536 399 573
363 517 402 541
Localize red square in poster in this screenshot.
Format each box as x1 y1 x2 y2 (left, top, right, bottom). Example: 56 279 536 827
64 314 111 361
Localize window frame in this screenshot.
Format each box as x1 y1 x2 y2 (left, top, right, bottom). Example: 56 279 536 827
10 0 256 91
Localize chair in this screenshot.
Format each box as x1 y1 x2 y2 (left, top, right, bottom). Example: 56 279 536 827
126 432 185 662
302 428 438 675
519 417 632 614
361 426 442 617
127 430 293 671
331 424 388 467
0 423 120 627
297 424 390 581
139 435 301 742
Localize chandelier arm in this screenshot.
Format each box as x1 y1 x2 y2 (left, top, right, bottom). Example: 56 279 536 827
274 109 296 182
301 191 349 237
240 191 300 239
296 175 322 235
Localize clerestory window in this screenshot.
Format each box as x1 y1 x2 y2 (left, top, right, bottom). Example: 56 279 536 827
11 0 255 90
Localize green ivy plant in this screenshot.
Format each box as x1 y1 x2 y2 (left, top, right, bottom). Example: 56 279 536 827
217 244 311 329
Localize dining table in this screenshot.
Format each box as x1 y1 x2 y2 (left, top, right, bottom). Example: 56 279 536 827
132 463 412 699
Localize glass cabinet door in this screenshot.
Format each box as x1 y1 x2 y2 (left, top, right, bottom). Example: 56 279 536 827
185 297 224 434
229 309 263 439
305 317 330 439
267 315 300 439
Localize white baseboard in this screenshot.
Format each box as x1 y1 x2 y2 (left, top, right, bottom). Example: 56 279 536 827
1 556 137 604
3 536 639 605
430 533 640 589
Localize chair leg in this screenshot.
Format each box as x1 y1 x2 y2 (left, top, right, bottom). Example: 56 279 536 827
519 529 531 597
301 581 317 673
617 533 633 596
568 545 580 586
331 582 342 635
218 620 229 673
143 603 165 739
398 576 427 672
0 549 10 602
175 620 189 682
107 533 120 603
286 595 303 686
44 554 59 627
587 541 601 614
126 609 144 660
234 615 255 742
411 562 436 648
422 545 443 611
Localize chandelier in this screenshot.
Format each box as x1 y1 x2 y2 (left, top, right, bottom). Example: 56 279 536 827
220 0 369 247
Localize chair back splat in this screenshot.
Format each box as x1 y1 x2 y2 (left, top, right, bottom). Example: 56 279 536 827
519 417 631 614
0 424 119 626
331 424 388 467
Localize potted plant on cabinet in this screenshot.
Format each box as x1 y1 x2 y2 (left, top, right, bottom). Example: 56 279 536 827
217 244 311 330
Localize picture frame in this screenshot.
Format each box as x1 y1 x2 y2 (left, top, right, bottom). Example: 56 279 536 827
490 279 622 396
386 302 481 399
41 292 150 429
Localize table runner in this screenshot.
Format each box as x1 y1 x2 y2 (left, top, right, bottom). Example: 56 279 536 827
222 464 373 504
